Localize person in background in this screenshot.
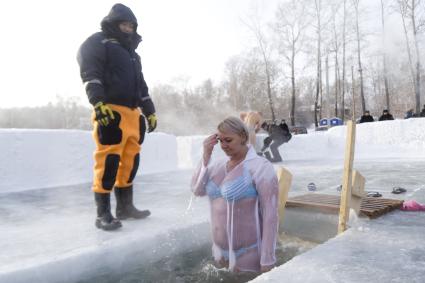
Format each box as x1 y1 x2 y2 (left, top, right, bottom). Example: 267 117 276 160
404 108 415 119
191 117 279 273
378 109 394 121
259 119 292 163
359 110 374 123
77 3 157 231
420 105 425 117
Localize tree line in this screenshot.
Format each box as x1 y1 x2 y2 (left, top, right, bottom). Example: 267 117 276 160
0 96 92 130
1 0 424 135
152 0 424 133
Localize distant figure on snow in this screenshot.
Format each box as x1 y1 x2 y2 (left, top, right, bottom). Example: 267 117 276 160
359 110 374 123
420 105 425 117
404 108 415 119
259 119 292 163
378 109 394 121
191 116 279 273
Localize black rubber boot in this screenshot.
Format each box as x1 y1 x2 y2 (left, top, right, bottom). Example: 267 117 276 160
94 192 122 231
114 186 151 220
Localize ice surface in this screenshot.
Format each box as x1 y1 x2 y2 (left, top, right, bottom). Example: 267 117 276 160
0 170 210 283
252 212 425 283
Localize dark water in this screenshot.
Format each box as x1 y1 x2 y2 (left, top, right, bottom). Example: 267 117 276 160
78 234 316 283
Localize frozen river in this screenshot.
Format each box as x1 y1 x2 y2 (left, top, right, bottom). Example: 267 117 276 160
1 158 424 283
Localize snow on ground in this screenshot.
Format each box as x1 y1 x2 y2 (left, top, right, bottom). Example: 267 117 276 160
1 118 425 283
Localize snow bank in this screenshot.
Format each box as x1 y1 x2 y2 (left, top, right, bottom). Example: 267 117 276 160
0 130 93 192
1 118 425 192
0 129 177 193
328 118 425 159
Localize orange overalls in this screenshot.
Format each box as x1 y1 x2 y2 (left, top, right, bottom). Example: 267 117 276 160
91 104 145 193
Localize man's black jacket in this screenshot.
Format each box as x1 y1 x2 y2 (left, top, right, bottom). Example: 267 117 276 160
77 4 155 116
359 115 374 123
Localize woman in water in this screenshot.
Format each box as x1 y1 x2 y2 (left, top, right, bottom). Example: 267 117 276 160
191 116 279 273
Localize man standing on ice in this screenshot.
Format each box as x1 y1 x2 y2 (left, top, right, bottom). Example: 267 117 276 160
77 3 157 231
259 119 291 163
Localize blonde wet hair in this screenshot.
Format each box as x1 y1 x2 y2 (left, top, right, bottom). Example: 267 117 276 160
217 116 249 144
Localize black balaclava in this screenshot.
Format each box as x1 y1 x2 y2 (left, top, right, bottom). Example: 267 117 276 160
101 3 142 50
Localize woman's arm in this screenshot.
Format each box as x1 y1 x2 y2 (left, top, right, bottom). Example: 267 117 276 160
255 161 279 269
190 134 218 196
190 161 209 196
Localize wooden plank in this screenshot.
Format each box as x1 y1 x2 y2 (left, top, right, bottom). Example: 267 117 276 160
363 204 392 210
339 120 356 234
277 167 292 227
365 199 402 205
296 195 340 201
289 198 339 205
285 200 340 214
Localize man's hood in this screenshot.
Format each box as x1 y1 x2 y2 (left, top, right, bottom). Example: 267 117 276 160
101 3 138 30
100 3 142 50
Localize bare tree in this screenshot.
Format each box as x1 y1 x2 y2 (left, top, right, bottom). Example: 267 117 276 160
224 56 244 110
272 0 309 126
242 10 277 120
397 0 423 114
330 1 342 117
381 0 391 111
351 66 357 119
313 0 323 127
325 53 330 118
223 51 279 120
351 0 366 114
341 0 348 121
311 0 334 124
410 0 423 114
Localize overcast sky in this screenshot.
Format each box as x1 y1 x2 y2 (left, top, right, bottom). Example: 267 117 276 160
0 0 280 108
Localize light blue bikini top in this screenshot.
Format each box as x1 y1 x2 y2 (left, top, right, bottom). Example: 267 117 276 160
206 166 258 201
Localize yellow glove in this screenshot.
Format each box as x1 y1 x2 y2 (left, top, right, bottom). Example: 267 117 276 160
94 102 115 126
147 114 157 132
